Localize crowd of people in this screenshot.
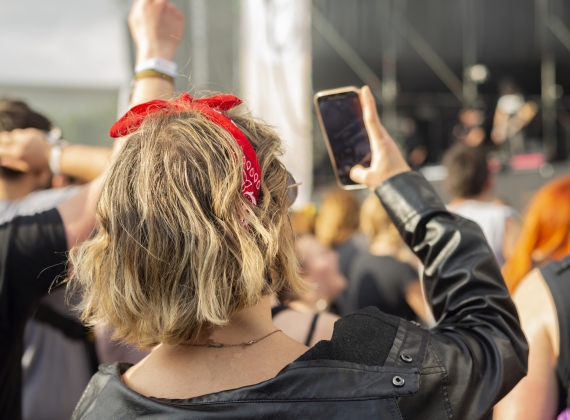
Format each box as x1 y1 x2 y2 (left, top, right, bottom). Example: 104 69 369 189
0 0 569 419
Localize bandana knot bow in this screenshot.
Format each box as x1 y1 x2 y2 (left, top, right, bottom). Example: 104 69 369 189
110 93 261 205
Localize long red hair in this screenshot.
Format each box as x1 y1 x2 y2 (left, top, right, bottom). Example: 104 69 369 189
503 175 570 292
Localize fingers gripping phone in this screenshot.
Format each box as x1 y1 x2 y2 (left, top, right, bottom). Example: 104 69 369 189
314 86 372 189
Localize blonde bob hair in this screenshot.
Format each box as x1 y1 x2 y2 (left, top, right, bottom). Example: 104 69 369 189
69 101 306 349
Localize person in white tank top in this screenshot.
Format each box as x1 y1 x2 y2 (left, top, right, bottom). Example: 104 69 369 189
444 144 521 267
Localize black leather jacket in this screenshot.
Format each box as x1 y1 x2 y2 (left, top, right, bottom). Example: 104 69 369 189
72 172 528 420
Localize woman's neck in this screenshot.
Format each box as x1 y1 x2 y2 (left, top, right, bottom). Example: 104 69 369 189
122 295 309 400
191 296 278 345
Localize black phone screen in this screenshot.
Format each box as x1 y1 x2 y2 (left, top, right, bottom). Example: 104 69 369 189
317 91 371 186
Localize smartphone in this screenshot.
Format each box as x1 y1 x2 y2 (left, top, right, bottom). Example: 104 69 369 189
314 86 371 189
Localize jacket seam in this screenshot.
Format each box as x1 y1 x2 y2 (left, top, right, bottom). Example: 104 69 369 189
155 394 419 407
393 397 405 420
283 364 418 375
420 369 446 376
428 340 454 419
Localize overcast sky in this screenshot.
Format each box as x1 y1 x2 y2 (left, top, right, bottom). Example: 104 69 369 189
0 0 131 88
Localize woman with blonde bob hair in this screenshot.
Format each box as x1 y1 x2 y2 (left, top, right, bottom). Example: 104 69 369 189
72 94 305 349
71 86 527 420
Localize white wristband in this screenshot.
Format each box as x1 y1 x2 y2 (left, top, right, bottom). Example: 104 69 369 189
135 58 178 78
49 141 67 175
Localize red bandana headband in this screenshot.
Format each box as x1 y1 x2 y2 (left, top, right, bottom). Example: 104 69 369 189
109 93 261 206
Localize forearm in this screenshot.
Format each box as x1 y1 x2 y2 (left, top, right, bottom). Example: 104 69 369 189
59 145 112 182
130 78 174 107
58 0 183 249
375 172 517 325
376 171 528 416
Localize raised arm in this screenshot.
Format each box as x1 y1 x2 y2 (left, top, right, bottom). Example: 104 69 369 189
57 0 185 248
0 130 111 183
128 0 184 106
351 86 528 419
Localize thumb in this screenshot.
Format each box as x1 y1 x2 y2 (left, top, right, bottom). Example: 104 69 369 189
349 165 367 185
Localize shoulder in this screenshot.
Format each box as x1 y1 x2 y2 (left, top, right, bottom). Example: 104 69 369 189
298 307 401 366
0 186 80 225
449 200 513 215
3 207 66 250
310 311 339 345
514 269 558 356
71 363 133 420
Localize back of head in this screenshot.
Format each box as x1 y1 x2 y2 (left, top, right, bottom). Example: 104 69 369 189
70 100 306 349
0 99 52 132
314 189 360 248
359 193 402 250
443 143 489 199
503 175 570 291
0 99 53 181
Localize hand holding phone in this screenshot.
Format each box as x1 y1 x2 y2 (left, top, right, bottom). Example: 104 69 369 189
315 86 372 189
314 85 410 190
349 86 410 189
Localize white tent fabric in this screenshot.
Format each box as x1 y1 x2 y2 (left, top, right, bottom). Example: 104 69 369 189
240 0 313 207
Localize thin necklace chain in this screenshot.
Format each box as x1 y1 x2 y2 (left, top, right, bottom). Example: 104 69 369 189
186 329 282 348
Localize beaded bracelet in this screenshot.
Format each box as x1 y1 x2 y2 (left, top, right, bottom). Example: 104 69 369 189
134 70 174 83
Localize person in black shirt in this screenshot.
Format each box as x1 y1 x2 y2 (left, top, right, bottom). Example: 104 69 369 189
0 208 68 420
347 252 419 320
0 1 184 417
342 193 426 322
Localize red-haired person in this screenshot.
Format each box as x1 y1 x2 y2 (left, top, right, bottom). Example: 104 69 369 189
502 176 570 292
496 176 570 419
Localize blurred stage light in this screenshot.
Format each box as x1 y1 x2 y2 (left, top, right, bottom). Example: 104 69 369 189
547 84 564 99
464 64 489 84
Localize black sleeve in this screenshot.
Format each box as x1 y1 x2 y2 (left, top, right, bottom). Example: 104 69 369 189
0 208 68 330
376 171 528 419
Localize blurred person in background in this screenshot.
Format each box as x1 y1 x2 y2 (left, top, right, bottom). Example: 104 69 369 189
272 234 344 347
0 0 184 417
452 107 487 148
491 77 538 154
401 117 428 170
0 99 110 204
496 177 570 420
0 99 112 420
495 256 570 419
341 193 426 322
314 189 366 281
502 175 570 292
444 143 521 267
289 203 316 236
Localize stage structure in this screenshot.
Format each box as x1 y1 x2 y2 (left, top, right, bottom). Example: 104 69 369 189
125 0 570 201
312 0 570 163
